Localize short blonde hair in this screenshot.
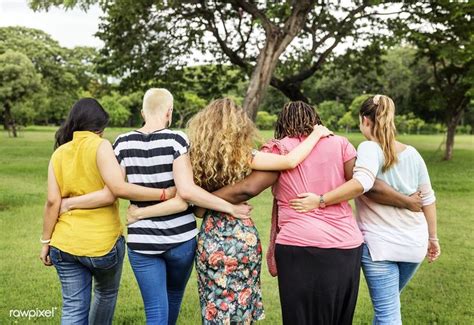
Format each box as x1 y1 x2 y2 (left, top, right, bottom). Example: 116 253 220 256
142 88 173 115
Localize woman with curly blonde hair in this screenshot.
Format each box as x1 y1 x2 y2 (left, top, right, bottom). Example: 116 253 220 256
187 98 331 324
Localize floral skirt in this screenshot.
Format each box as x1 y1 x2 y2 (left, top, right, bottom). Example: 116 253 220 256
196 211 265 324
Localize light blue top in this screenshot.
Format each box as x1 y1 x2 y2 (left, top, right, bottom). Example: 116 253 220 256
353 140 435 263
355 141 435 204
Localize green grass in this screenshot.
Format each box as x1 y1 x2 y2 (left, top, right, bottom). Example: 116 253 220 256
0 127 473 324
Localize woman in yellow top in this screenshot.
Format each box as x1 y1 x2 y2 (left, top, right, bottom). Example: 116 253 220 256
39 98 188 325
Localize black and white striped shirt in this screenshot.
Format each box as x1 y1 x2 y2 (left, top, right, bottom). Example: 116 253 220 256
113 129 198 255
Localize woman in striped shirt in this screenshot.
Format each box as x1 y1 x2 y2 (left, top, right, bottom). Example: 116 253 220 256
289 94 441 324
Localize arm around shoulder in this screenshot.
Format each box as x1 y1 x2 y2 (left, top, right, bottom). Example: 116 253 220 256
96 140 163 201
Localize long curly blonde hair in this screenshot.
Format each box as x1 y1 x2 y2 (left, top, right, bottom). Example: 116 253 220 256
186 98 260 192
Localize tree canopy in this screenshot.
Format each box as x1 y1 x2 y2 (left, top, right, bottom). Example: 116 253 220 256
0 50 42 136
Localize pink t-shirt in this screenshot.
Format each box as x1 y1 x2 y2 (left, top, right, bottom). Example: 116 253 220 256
262 135 363 249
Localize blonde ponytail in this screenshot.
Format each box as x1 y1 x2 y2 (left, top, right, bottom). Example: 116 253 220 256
360 94 398 171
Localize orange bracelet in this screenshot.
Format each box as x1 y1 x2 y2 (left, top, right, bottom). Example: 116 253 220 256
160 188 166 201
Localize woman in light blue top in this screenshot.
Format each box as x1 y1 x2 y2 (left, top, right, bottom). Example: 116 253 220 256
289 94 441 324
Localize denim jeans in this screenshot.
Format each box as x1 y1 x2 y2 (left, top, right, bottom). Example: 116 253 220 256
361 244 420 325
50 236 125 325
128 238 196 325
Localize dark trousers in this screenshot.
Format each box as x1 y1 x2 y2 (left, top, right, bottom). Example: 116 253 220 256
275 243 363 325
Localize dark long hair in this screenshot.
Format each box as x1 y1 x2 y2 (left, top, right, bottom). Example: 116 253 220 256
275 101 323 139
54 98 109 149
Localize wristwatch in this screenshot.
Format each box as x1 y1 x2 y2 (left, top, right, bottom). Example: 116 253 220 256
319 194 326 209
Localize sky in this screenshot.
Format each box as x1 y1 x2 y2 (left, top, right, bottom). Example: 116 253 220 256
0 0 104 48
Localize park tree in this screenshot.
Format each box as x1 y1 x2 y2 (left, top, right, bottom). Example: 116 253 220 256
316 100 346 130
395 2 474 160
0 51 41 137
255 110 278 130
0 27 103 124
31 0 404 120
65 46 109 97
100 92 132 127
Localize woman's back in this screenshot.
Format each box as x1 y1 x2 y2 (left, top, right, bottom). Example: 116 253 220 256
50 131 122 257
266 135 363 249
354 140 435 262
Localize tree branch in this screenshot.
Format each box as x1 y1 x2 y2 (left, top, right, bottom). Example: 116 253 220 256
206 18 249 70
231 0 275 34
279 4 367 85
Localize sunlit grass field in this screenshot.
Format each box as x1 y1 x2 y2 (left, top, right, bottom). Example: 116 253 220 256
0 127 473 324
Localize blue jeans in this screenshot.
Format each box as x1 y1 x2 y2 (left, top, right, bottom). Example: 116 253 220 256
361 244 420 325
128 238 196 325
50 236 125 325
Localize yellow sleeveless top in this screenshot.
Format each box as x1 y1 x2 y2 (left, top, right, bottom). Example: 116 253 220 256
50 131 123 257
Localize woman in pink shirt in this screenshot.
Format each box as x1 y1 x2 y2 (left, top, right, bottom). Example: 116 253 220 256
212 101 422 325
267 101 364 324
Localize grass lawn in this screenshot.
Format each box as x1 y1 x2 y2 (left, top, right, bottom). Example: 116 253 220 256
0 127 473 324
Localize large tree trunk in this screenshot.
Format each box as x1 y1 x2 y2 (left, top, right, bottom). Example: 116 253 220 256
444 110 463 161
3 105 8 130
3 102 18 137
243 33 310 120
242 0 315 120
243 36 284 121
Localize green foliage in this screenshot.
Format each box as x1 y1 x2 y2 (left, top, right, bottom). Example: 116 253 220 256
0 50 42 129
0 27 105 125
0 51 41 102
174 91 207 128
349 94 374 119
0 28 72 121
260 87 288 115
117 91 144 127
256 111 278 130
396 113 426 134
338 111 358 132
31 0 406 117
100 93 131 127
395 3 473 121
316 101 346 130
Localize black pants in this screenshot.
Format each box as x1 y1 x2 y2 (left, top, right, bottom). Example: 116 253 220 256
275 244 363 325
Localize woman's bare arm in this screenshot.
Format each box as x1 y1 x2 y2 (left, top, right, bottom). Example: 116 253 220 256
42 161 61 242
194 170 279 218
127 195 189 224
40 161 61 266
173 153 252 219
97 140 167 201
251 125 332 171
212 170 279 204
60 185 177 214
291 155 423 212
60 186 116 214
423 202 440 262
346 157 422 211
366 181 423 212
